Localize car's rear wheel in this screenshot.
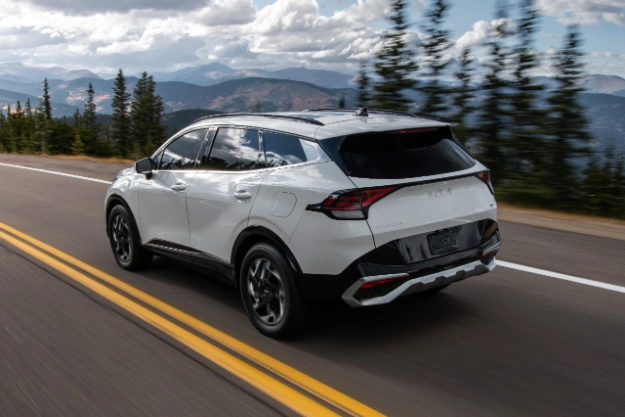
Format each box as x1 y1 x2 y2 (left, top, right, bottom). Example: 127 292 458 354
239 243 305 338
108 204 153 271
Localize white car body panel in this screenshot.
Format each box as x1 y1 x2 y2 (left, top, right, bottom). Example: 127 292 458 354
135 170 197 246
289 210 377 275
363 176 497 248
249 161 355 252
187 170 267 263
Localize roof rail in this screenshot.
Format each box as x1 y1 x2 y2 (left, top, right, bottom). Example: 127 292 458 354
305 108 418 118
191 113 324 126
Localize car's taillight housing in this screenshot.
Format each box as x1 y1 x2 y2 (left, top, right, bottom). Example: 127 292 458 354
476 170 494 194
307 186 399 220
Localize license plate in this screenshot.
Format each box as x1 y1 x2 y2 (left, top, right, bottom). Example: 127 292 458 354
428 229 459 255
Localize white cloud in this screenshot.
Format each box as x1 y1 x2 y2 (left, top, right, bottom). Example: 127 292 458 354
0 0 390 74
537 0 625 26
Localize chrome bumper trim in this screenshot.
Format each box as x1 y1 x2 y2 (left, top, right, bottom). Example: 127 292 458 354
342 259 497 308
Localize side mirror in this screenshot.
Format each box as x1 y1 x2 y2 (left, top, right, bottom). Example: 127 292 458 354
135 157 153 178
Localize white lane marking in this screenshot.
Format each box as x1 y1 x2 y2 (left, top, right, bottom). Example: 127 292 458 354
0 162 113 184
2 162 624 295
4 325 21 343
498 260 625 294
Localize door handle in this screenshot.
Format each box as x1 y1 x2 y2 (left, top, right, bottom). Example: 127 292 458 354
234 191 253 200
171 183 187 191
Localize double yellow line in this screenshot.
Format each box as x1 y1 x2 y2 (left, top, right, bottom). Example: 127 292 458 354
0 221 385 417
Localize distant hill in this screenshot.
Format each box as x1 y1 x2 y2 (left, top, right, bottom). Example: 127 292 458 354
0 88 77 117
0 76 356 115
0 73 622 156
579 74 625 95
0 63 101 83
155 63 355 89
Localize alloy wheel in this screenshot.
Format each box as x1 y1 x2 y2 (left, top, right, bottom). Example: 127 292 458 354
112 214 132 262
247 257 286 325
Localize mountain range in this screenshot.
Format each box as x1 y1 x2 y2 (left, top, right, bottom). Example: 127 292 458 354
0 62 623 156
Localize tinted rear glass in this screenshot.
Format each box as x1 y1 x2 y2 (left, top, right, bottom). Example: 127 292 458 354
322 127 475 179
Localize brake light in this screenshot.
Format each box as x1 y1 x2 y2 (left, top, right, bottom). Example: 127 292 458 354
476 171 494 194
308 186 399 220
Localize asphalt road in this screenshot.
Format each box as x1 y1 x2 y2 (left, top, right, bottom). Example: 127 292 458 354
1 154 624 417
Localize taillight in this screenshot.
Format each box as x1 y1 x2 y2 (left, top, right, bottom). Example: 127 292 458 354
307 186 399 220
476 171 494 194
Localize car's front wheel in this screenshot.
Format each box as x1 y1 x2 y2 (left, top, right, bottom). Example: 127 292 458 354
107 204 153 271
239 243 306 338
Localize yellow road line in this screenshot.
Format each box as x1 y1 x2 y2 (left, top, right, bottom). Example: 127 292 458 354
0 229 339 417
0 222 386 417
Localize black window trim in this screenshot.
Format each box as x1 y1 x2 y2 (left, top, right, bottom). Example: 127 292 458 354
152 123 328 174
151 127 211 172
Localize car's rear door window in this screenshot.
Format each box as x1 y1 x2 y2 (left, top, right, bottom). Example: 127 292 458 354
200 127 262 171
263 131 308 167
158 129 208 170
319 127 476 179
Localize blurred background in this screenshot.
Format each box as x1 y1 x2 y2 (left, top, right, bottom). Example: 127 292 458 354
0 0 623 218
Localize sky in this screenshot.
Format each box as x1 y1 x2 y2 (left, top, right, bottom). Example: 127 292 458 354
0 0 623 78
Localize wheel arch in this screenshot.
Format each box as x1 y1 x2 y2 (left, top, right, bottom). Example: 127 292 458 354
232 226 302 286
105 194 143 244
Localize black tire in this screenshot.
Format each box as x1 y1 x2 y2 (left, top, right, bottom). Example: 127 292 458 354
239 243 306 338
107 204 153 271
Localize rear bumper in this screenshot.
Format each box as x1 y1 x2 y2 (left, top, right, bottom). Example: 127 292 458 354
342 258 496 307
299 228 501 305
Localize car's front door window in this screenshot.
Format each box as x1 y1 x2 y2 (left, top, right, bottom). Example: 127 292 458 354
158 129 209 170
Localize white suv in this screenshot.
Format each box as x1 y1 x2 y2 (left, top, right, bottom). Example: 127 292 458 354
105 109 501 337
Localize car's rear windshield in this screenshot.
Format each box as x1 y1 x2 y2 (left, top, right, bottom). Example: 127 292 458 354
319 126 476 179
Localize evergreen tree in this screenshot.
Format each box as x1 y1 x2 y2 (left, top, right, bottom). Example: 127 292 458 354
111 69 131 158
34 103 48 154
508 0 545 179
42 78 52 120
372 0 418 112
473 5 513 186
356 61 371 107
419 0 452 118
130 72 148 153
25 98 32 117
545 25 592 206
84 82 97 132
338 94 346 109
450 48 474 142
145 75 166 154
72 129 84 155
130 72 166 156
73 109 82 127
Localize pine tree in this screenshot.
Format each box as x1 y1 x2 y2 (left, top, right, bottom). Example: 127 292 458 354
111 69 131 158
34 103 48 154
72 129 84 155
83 82 99 155
42 78 52 120
473 6 513 186
545 25 592 206
73 109 82 127
145 75 166 154
130 72 166 156
356 61 371 107
372 0 418 112
338 94 346 109
509 0 545 179
450 48 474 142
130 72 148 154
419 0 452 118
84 82 97 132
